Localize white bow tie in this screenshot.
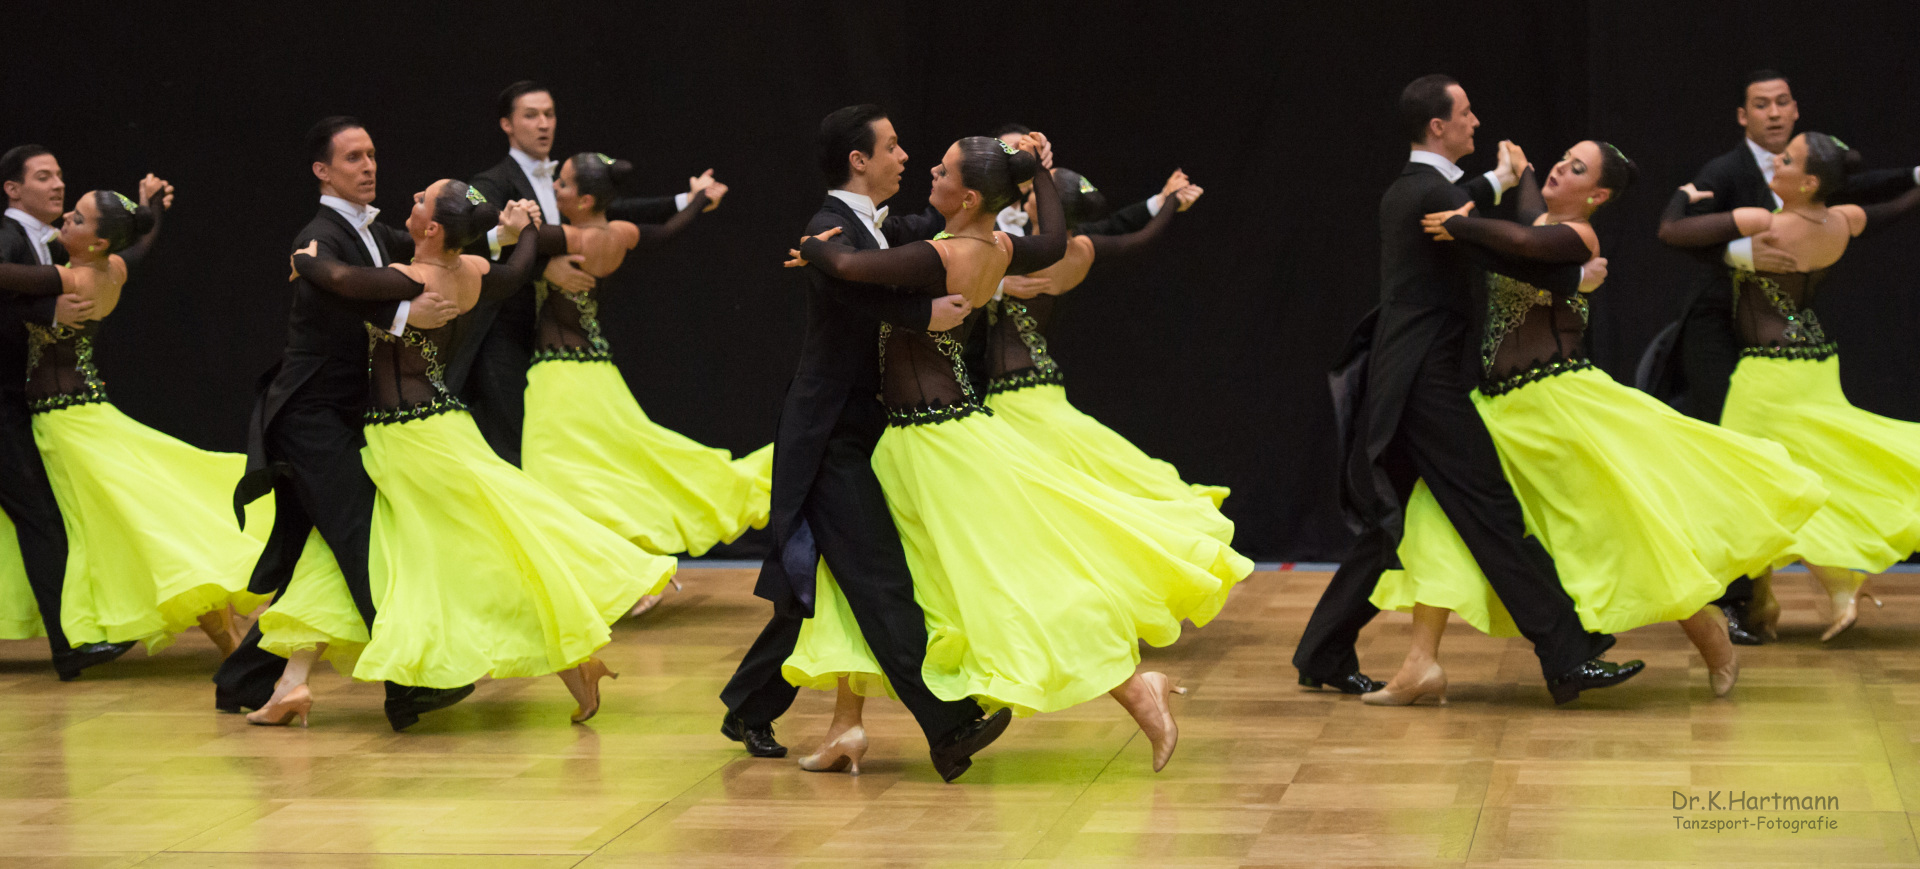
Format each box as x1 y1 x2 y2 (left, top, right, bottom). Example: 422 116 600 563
531 160 558 180
997 206 1029 230
871 205 889 228
354 206 380 230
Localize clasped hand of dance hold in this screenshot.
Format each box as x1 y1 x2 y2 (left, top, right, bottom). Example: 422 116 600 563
3 69 1917 782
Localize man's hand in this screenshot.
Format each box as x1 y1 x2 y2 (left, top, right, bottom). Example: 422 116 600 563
1000 274 1057 299
702 180 729 210
689 170 725 211
1493 140 1523 190
1679 182 1714 204
288 240 319 281
784 226 842 268
1173 184 1203 212
1578 256 1608 293
1421 202 1474 240
543 254 596 294
137 173 175 210
54 294 95 327
1752 236 1800 272
1023 132 1054 171
406 291 459 329
927 293 972 331
497 200 534 247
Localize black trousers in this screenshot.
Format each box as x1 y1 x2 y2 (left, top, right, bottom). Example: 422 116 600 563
1295 325 1609 682
721 412 981 745
214 379 383 709
459 310 532 468
1676 291 1756 607
0 400 69 657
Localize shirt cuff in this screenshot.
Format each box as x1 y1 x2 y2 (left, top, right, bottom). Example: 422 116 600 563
486 226 503 261
1484 171 1507 206
1723 236 1755 270
388 300 411 336
1146 195 1163 217
1912 166 1920 184
675 192 691 210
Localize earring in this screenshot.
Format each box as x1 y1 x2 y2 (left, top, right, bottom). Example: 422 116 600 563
1585 197 1594 204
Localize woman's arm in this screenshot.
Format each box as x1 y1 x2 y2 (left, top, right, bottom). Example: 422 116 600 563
0 263 66 297
1853 184 1920 237
1432 214 1592 263
1086 189 1180 260
1007 150 1066 275
117 183 167 277
796 233 948 290
293 246 424 301
1513 166 1546 225
477 222 545 304
1657 186 1770 247
631 190 711 250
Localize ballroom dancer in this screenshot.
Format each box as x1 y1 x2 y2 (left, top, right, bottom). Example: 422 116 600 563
0 181 300 662
1660 132 1920 643
1651 70 1919 645
779 132 1250 775
217 117 471 730
250 181 674 728
520 153 767 616
988 165 1227 508
1363 141 1825 704
458 80 719 467
985 124 1174 239
0 145 136 678
1295 75 1642 705
718 105 999 782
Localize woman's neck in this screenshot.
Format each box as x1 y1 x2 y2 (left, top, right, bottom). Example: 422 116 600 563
65 249 110 269
569 208 610 228
1540 207 1588 226
411 242 460 269
939 207 996 240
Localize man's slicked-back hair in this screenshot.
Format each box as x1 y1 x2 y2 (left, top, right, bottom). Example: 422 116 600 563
497 80 551 119
1400 74 1459 146
1742 69 1789 105
306 115 365 166
817 104 890 187
0 145 53 185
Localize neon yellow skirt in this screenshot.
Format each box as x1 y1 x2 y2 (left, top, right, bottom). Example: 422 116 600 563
1372 366 1827 636
523 360 771 556
259 410 674 687
0 511 38 639
783 409 1252 716
987 383 1229 509
1720 354 1920 571
32 402 273 653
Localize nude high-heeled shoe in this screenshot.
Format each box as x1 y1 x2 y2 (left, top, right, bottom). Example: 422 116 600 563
1361 661 1448 707
246 683 312 727
569 658 619 724
1113 671 1185 772
798 726 869 775
1685 608 1740 697
1822 580 1882 643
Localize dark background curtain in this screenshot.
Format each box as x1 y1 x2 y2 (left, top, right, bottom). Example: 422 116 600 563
4 1 1915 560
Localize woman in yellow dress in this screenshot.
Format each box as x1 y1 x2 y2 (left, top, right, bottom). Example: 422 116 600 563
520 154 767 616
1659 131 1920 642
1364 142 1827 705
778 133 1252 774
0 181 276 660
248 181 675 727
986 167 1230 512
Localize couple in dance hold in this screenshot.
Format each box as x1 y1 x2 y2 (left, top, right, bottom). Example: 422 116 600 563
720 105 1249 781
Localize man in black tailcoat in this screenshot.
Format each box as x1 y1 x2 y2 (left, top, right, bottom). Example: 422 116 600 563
0 144 134 679
1296 75 1644 706
1652 69 1919 645
718 105 1010 782
216 117 470 730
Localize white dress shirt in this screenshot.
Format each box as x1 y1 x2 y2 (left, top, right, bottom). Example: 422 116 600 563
319 194 408 335
5 207 58 265
827 190 890 248
1408 149 1509 205
1745 137 1786 210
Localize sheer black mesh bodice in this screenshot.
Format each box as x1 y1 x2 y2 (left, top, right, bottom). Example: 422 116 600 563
1731 268 1835 359
983 295 1063 394
533 283 611 362
364 323 464 423
1478 272 1592 396
880 301 987 426
25 322 108 412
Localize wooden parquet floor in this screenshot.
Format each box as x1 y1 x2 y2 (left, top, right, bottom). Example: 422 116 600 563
4 567 1920 867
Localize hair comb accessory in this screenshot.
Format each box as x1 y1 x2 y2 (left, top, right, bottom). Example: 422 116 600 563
112 192 138 213
1829 135 1850 151
1077 176 1098 194
1602 142 1630 164
998 139 1018 155
465 186 487 205
596 152 615 165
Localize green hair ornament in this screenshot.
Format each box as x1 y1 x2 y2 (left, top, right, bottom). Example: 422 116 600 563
112 192 138 213
1077 176 1098 194
465 186 487 205
595 152 615 165
997 139 1018 155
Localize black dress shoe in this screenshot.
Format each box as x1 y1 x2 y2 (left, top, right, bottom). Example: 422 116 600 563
1297 671 1384 695
52 641 135 682
720 712 787 757
384 684 476 731
1547 658 1645 705
214 691 261 714
929 707 1012 783
1721 603 1763 646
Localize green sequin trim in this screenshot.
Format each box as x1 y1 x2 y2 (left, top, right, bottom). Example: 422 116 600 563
1732 268 1826 347
534 282 613 361
25 324 109 414
1478 356 1595 397
531 346 613 364
364 394 467 425
363 323 463 424
1740 342 1838 361
878 322 991 427
985 366 1065 395
1482 273 1587 376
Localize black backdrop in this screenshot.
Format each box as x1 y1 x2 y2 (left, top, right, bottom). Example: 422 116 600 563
4 1 1917 560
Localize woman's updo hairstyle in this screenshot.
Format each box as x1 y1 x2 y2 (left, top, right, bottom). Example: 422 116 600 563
431 180 500 251
1052 168 1107 232
89 191 156 254
956 136 1037 213
1592 141 1638 209
569 152 634 214
1800 132 1849 203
